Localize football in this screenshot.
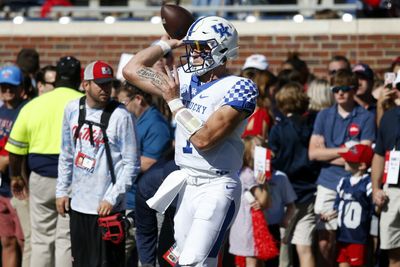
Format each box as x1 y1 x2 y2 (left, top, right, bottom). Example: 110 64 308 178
161 4 195 40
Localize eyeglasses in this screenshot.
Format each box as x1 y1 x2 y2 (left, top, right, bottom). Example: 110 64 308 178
44 81 55 87
331 86 354 93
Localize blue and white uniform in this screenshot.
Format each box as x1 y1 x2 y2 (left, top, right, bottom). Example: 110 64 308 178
334 174 373 245
149 68 257 267
175 68 257 173
57 100 140 215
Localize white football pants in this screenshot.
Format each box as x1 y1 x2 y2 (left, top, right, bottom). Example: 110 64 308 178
174 172 241 267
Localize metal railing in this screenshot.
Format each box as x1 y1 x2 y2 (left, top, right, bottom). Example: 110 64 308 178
22 2 358 20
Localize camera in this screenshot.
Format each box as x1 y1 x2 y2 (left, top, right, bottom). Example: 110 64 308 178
98 212 135 244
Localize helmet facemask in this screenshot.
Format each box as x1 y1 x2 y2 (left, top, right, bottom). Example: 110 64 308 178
180 39 220 76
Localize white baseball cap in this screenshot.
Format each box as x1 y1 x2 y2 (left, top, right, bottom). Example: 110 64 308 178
242 54 269 71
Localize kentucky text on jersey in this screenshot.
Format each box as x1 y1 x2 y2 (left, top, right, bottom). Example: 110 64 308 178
182 99 207 115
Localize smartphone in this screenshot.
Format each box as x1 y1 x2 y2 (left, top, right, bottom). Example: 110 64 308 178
384 72 396 89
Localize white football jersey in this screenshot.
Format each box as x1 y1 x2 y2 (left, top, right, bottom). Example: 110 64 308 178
175 67 258 173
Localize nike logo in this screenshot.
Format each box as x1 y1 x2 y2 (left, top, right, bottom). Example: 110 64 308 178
199 94 208 99
350 258 359 262
226 185 236 190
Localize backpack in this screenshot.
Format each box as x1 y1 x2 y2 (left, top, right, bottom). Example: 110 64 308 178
73 96 120 184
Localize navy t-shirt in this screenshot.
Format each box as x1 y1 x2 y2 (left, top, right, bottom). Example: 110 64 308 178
312 105 375 190
375 107 400 156
0 103 26 197
334 174 373 245
269 114 319 204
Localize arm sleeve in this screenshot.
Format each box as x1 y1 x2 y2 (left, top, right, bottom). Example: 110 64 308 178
223 78 258 114
280 174 297 204
56 106 74 198
241 168 258 191
375 113 388 156
141 120 171 159
333 178 344 210
312 110 325 136
360 112 376 142
103 113 140 206
366 179 376 215
5 107 29 155
268 125 280 154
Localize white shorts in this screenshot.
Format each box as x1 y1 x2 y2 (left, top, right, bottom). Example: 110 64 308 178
380 185 400 250
291 202 316 246
174 171 241 267
314 185 338 231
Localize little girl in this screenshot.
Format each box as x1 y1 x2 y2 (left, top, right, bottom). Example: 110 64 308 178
229 135 272 267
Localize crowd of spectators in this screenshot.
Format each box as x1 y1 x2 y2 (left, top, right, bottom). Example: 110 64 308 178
0 46 399 267
1 0 399 19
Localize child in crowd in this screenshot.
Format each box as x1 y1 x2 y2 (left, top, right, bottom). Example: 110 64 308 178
229 135 296 267
321 144 374 267
229 135 271 267
262 167 297 267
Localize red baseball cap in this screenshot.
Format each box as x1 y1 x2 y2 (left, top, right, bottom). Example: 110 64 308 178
339 144 374 166
83 61 115 84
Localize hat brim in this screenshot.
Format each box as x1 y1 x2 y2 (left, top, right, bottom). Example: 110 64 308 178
93 77 116 84
0 80 21 86
338 152 357 163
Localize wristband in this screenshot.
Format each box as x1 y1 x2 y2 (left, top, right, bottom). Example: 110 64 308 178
167 98 184 113
155 40 172 56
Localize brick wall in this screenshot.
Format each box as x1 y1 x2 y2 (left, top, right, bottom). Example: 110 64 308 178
0 34 399 78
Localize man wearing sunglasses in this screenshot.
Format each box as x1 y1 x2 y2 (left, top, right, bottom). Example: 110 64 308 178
0 65 27 267
309 69 375 267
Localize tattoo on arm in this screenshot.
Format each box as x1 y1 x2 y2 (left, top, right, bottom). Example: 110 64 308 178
137 67 168 89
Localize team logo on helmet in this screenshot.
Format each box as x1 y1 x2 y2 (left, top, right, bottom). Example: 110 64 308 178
211 23 232 38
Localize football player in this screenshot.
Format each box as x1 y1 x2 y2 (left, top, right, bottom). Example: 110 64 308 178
123 16 258 266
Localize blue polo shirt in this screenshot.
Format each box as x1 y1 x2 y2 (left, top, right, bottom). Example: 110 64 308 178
126 106 172 210
313 104 375 190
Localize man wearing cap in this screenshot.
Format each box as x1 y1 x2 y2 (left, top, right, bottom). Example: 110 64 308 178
56 61 140 267
6 56 83 267
352 63 376 112
0 65 27 267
